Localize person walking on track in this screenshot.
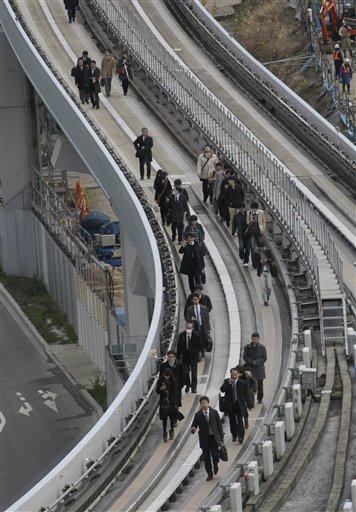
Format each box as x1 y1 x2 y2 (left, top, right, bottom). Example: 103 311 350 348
117 52 133 96
177 321 203 394
220 366 249 443
156 368 181 442
133 127 153 180
191 396 224 481
100 49 116 97
197 145 218 204
243 333 267 404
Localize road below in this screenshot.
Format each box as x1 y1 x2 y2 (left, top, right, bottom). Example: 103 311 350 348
0 302 96 511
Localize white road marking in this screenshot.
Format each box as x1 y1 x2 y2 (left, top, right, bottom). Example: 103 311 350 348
38 390 57 401
43 400 58 413
38 390 58 413
0 412 6 433
16 392 33 416
18 403 33 416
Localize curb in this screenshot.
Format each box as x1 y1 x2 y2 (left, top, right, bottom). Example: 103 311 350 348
0 283 103 420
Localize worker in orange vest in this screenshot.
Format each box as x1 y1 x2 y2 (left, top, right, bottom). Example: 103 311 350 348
333 43 343 79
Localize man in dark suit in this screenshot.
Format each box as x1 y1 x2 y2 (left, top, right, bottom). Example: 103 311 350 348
88 60 101 109
160 350 184 406
179 233 205 293
173 179 189 203
243 332 267 404
133 127 153 180
220 366 249 443
64 0 78 23
191 396 224 480
167 188 189 244
177 321 203 393
185 294 211 356
185 285 212 317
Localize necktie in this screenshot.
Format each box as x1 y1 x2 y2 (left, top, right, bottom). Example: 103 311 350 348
232 381 237 403
204 411 209 423
195 306 201 326
186 334 190 350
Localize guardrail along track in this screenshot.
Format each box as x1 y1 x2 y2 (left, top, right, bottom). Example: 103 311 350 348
164 0 356 186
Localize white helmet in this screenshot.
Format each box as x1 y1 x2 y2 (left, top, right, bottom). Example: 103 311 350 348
334 44 340 49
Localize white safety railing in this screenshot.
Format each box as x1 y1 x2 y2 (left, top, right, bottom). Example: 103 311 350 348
92 0 343 293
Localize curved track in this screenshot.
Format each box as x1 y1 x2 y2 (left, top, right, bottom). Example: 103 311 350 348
8 1 292 510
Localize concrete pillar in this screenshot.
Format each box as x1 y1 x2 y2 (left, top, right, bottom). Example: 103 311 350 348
230 482 242 512
121 228 151 353
304 329 312 352
247 461 259 495
0 32 34 210
303 347 311 367
293 383 303 420
285 402 295 440
210 507 221 512
262 440 274 480
275 421 286 460
352 479 356 511
354 345 356 369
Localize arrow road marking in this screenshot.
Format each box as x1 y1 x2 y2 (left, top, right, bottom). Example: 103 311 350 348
38 390 58 413
0 412 6 433
16 392 33 416
38 390 57 401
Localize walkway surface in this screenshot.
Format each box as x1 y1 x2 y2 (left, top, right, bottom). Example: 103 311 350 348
0 302 96 510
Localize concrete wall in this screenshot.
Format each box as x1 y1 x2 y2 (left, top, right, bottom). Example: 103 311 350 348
0 31 34 210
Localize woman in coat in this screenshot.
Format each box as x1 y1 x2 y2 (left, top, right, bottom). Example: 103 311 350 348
341 59 353 94
71 58 89 104
156 368 181 442
154 170 172 225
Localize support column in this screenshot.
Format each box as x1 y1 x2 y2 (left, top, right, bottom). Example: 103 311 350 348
230 482 242 512
121 227 152 353
262 440 274 479
275 421 286 460
0 32 34 210
285 402 295 440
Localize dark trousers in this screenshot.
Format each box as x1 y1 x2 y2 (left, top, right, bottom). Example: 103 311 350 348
238 236 250 264
257 379 264 402
202 435 220 476
202 179 212 203
228 404 245 441
104 77 112 96
183 362 197 391
162 411 175 433
121 78 129 95
90 91 99 108
342 83 351 94
196 326 206 352
334 62 342 79
171 222 183 242
188 272 202 293
139 159 151 179
78 88 88 104
159 202 169 224
67 6 76 21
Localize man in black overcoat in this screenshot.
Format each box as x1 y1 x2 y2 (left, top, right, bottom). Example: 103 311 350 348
220 366 249 443
167 189 189 244
88 60 101 109
133 127 153 180
64 0 78 22
243 332 267 404
179 233 205 293
176 321 203 393
191 396 224 480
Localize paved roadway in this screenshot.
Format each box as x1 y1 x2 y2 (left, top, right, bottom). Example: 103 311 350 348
0 303 96 511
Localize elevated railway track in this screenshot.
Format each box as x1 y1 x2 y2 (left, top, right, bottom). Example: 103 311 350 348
1 0 355 510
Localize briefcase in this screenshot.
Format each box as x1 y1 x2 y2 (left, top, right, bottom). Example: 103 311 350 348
205 334 213 353
219 392 226 413
219 444 228 462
